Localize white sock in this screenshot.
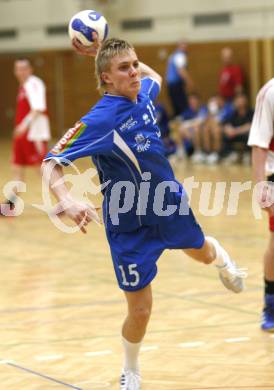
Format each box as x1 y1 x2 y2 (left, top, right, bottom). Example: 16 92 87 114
206 236 229 268
122 336 142 373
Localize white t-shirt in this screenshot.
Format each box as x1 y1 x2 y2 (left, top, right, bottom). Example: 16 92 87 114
173 51 187 69
24 75 51 141
248 78 274 174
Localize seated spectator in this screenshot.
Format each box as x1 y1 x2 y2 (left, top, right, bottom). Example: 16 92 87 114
222 93 253 164
155 102 177 158
202 94 234 164
177 93 208 163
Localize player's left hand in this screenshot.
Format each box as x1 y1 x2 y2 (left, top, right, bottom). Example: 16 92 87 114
256 181 274 215
72 32 101 57
13 123 27 137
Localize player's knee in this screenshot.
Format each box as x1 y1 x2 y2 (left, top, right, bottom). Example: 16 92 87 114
130 306 151 327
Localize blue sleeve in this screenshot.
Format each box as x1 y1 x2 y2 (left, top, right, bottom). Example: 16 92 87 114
220 104 234 123
141 77 161 101
44 119 114 164
198 106 208 119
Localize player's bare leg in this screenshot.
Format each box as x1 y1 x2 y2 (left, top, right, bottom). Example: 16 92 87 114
192 123 203 152
202 118 212 153
191 123 206 163
120 284 152 389
183 238 216 264
12 164 25 184
34 140 44 156
211 121 222 152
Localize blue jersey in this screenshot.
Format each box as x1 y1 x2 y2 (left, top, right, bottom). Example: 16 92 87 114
217 102 234 123
45 78 187 232
155 103 170 137
166 50 187 85
181 105 208 121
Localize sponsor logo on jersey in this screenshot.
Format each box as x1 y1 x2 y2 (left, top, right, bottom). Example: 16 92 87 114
142 113 150 125
51 122 87 155
119 116 138 132
134 133 151 152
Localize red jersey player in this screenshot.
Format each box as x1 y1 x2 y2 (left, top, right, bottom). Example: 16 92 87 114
0 58 51 215
248 78 274 331
219 47 244 101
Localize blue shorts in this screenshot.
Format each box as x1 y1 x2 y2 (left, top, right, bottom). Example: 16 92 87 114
106 209 205 291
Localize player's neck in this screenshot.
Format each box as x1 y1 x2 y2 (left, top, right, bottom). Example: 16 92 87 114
18 75 31 86
105 87 137 102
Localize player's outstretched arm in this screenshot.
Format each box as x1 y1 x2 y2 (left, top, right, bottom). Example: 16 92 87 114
41 160 100 233
14 110 41 137
139 62 162 88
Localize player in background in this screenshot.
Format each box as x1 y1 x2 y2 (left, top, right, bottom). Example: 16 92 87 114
165 41 194 117
218 47 244 101
248 79 274 331
0 58 51 215
42 37 246 390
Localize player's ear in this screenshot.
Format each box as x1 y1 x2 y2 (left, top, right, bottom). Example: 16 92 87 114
101 71 112 85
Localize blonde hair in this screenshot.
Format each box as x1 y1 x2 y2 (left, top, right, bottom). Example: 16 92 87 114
95 38 135 92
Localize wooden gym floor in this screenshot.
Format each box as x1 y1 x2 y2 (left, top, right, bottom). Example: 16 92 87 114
0 140 273 390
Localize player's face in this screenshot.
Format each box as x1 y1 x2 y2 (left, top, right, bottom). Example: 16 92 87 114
102 49 141 101
14 60 32 84
234 95 247 111
221 48 233 65
188 95 200 111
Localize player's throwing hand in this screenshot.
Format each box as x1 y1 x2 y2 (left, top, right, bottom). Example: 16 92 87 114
72 32 101 57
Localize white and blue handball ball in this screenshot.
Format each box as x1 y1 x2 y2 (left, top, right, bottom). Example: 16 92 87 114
68 10 109 46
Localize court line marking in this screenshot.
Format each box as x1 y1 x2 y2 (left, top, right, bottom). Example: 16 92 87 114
0 359 14 364
6 362 82 389
178 341 205 348
35 354 64 361
73 379 111 387
143 381 274 388
173 387 274 389
2 333 274 389
143 379 190 385
85 350 112 357
0 298 123 314
224 337 250 343
141 345 159 351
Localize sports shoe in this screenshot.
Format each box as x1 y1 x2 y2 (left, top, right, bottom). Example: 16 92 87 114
218 258 247 293
242 152 251 166
206 152 220 165
175 145 185 160
191 151 206 164
207 236 247 293
120 369 141 390
222 151 239 165
261 294 274 332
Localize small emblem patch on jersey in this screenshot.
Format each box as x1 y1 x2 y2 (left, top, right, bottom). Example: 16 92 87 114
134 133 151 152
